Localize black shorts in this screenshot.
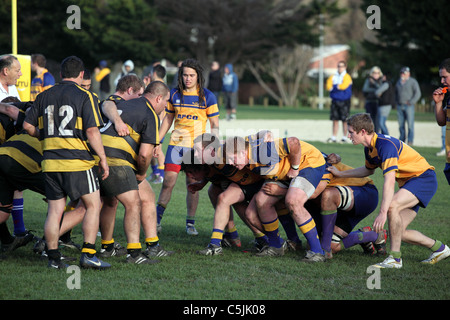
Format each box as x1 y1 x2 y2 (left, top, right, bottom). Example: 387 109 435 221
219 179 264 202
0 155 45 212
98 165 138 198
330 99 350 121
44 168 99 201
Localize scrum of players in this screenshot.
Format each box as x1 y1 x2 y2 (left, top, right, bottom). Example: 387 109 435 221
1 55 448 270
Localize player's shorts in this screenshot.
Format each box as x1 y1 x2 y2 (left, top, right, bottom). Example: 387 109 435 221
401 169 437 213
164 145 194 173
335 184 378 234
44 168 99 201
330 99 350 121
0 155 45 212
97 165 138 198
289 164 326 198
220 179 265 202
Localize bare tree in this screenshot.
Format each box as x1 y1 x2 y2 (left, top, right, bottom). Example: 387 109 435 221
247 45 314 106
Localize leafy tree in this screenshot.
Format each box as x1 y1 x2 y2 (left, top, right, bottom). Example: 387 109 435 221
360 0 450 84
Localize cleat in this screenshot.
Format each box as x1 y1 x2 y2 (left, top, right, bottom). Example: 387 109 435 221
421 245 450 265
222 236 241 248
186 223 198 236
286 239 302 252
98 242 127 258
372 255 402 269
145 244 174 257
326 137 337 143
197 244 223 256
59 239 81 251
33 238 46 255
79 253 111 269
126 252 160 264
3 231 35 252
374 229 388 256
359 226 375 255
48 259 69 269
255 245 285 257
301 250 326 262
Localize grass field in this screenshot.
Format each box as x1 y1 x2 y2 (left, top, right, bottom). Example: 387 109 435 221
0 106 449 306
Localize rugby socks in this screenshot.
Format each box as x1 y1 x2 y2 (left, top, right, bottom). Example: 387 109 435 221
81 242 96 258
127 242 142 258
254 232 269 247
278 209 301 244
210 229 224 246
157 164 165 178
431 240 445 252
262 218 283 248
224 226 239 241
101 238 115 252
145 236 159 248
342 230 378 249
47 249 61 262
156 203 166 224
11 198 26 236
390 250 402 262
186 216 195 226
320 211 337 252
298 218 324 254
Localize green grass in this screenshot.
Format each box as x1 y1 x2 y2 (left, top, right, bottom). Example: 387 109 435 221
1 140 449 302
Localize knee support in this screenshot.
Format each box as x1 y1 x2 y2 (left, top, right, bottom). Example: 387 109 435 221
335 186 353 211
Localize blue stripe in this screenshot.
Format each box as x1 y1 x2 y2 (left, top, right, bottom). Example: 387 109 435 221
383 165 398 175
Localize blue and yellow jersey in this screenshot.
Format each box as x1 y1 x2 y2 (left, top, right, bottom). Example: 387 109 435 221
165 88 219 148
322 161 374 187
0 130 43 173
247 138 325 180
25 80 104 172
98 95 160 170
365 133 434 187
30 69 55 101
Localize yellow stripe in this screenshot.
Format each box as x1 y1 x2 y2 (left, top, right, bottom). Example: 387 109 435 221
77 85 102 126
299 219 316 234
145 237 159 244
43 137 89 151
212 231 224 240
146 101 160 143
42 158 94 172
101 239 114 245
126 243 142 250
0 148 42 173
81 248 96 255
263 219 279 232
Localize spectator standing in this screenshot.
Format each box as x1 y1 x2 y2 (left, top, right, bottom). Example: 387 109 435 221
30 54 55 101
222 63 238 121
0 55 22 102
114 60 135 86
94 60 111 101
362 66 382 132
375 73 396 135
208 61 222 104
326 60 353 143
395 66 421 145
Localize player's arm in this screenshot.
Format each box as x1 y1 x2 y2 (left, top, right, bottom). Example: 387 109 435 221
373 170 396 233
23 121 39 138
86 126 109 181
209 116 219 138
136 142 154 181
327 165 374 178
159 112 175 139
433 87 447 126
286 137 301 179
101 100 129 136
0 103 20 120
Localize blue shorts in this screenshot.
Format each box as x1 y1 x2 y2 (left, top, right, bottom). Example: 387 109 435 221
290 164 326 198
164 145 194 173
336 184 379 233
401 169 437 213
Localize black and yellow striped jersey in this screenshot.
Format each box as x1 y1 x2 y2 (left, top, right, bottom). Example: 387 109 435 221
0 130 43 173
24 80 104 172
98 95 160 170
